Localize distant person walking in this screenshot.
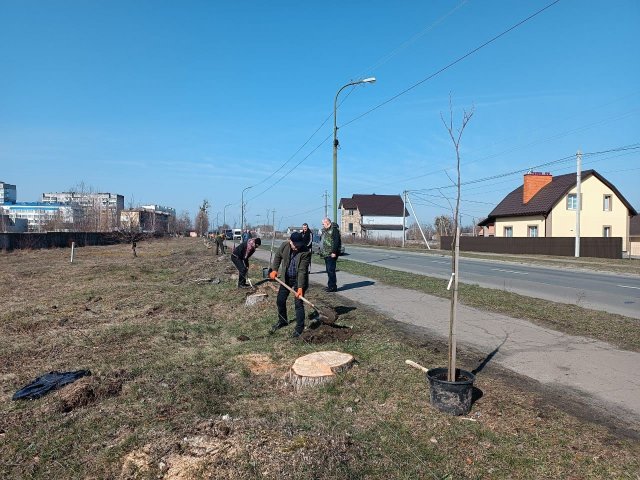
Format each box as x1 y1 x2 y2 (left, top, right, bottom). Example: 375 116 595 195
231 237 261 288
241 229 252 243
320 217 341 292
269 232 311 337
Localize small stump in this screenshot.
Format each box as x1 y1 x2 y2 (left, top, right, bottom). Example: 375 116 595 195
288 351 355 390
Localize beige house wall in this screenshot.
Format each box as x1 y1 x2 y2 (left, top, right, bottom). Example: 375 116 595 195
495 215 546 237
550 175 630 251
341 208 362 235
630 237 640 257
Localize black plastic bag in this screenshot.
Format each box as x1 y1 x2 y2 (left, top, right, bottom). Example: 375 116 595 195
12 370 92 400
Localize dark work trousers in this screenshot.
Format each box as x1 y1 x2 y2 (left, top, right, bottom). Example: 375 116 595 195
324 256 337 290
231 254 248 286
276 275 305 334
215 240 224 255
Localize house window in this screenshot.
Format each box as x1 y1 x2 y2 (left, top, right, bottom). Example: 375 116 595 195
567 194 577 210
603 194 612 211
603 226 611 237
528 225 538 237
348 223 353 232
348 209 354 215
504 226 513 237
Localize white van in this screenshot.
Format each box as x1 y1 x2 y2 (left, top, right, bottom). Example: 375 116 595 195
233 228 242 240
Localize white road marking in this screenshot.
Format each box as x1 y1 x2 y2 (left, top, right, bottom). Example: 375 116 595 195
431 261 449 264
617 284 640 290
491 268 528 275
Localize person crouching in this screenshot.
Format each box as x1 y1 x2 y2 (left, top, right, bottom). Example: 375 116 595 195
269 232 311 337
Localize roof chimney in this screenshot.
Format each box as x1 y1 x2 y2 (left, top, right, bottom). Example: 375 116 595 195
523 172 552 204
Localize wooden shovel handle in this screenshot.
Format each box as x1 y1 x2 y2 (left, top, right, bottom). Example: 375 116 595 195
272 276 316 309
405 360 429 373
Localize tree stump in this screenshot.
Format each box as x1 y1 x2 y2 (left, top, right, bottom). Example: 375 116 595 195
288 351 355 390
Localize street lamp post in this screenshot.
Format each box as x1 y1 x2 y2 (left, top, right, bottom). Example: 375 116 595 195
241 186 253 233
223 203 232 229
333 77 376 224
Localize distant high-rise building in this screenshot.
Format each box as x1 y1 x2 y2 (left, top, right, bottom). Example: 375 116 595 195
0 181 17 204
41 191 124 231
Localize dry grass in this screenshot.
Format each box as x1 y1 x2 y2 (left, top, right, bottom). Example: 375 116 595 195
1 238 638 479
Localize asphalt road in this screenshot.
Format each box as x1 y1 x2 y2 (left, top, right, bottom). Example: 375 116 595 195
341 245 640 319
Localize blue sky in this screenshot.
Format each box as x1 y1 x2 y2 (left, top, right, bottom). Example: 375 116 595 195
1 0 638 231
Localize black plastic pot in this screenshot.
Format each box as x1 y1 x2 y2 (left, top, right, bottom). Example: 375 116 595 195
262 267 270 279
427 367 475 416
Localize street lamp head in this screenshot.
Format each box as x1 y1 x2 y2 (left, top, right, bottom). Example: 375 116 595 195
361 77 376 84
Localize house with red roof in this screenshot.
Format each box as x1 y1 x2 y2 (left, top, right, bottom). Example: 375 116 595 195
339 194 409 240
478 170 637 253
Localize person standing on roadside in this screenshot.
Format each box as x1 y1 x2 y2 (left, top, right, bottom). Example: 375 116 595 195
268 232 311 337
301 223 313 251
231 237 261 288
320 217 341 292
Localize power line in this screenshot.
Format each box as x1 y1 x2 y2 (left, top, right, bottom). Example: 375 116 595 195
244 0 561 202
409 143 640 194
341 0 562 130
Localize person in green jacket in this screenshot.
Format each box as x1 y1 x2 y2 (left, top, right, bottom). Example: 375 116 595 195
269 232 311 337
320 217 341 292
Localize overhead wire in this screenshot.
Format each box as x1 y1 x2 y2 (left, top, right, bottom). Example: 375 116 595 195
246 0 562 205
341 0 562 130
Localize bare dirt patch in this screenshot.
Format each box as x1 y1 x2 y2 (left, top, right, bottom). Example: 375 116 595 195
237 354 277 375
300 324 353 344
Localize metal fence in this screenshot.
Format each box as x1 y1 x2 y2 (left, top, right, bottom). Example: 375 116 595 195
439 236 622 259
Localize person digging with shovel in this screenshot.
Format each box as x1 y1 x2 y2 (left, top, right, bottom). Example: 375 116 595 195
269 232 311 338
231 237 261 289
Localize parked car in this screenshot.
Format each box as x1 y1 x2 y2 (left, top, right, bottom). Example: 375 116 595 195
223 228 242 240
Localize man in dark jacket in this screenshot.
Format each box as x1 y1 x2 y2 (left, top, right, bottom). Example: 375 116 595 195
320 217 341 292
231 237 261 288
269 232 311 337
301 223 313 251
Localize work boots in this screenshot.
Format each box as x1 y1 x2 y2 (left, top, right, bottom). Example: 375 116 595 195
269 320 288 334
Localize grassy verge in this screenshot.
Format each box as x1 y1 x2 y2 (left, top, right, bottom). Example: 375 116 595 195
1 238 638 479
324 257 640 353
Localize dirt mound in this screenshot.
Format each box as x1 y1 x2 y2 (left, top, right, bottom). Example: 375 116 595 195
56 369 127 412
301 324 353 344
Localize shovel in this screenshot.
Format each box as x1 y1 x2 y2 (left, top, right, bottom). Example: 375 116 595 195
405 360 429 373
271 276 337 325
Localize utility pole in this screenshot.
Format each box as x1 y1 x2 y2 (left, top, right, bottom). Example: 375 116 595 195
269 209 276 265
402 190 407 248
323 190 329 218
575 150 582 257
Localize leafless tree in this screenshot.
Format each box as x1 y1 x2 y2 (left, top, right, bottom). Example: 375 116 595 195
434 215 453 237
441 96 474 381
194 199 210 237
111 212 148 257
175 210 192 235
42 210 69 232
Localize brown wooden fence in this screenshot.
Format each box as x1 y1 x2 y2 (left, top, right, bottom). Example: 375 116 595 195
439 236 622 259
0 232 121 252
